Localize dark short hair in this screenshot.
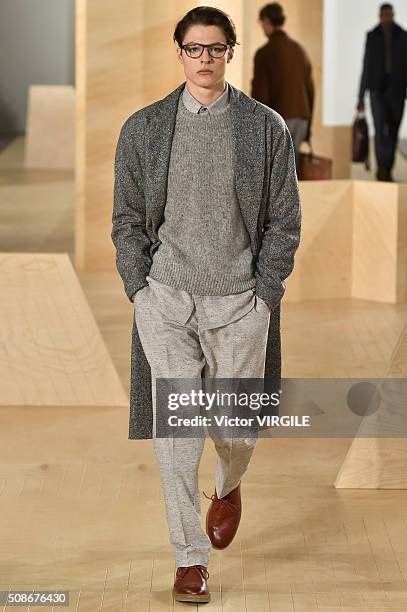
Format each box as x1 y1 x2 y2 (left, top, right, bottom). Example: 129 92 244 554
173 6 240 48
259 3 286 27
380 3 393 12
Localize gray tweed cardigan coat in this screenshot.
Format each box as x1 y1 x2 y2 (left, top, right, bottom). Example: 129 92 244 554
111 80 301 440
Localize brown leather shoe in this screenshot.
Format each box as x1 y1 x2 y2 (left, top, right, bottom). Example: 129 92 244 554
204 482 241 549
172 564 210 603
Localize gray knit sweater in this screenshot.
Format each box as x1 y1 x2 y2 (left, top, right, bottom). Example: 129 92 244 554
148 84 256 295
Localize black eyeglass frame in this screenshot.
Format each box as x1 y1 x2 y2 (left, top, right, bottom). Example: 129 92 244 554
180 42 234 58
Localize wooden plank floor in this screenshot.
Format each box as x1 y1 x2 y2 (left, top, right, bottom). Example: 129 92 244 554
1 140 407 610
1 449 407 610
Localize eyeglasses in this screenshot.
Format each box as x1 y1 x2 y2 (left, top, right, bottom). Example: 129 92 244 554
180 43 233 59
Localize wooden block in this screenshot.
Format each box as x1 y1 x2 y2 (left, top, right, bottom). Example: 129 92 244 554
0 252 127 407
352 181 407 303
286 180 407 305
285 180 353 301
24 85 74 169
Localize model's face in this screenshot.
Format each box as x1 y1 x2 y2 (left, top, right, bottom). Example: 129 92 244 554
176 24 234 88
259 17 273 37
380 8 394 27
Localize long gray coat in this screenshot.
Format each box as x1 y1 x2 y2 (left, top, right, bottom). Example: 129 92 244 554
112 81 301 440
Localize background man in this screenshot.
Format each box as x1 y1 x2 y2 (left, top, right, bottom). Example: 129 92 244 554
357 3 407 181
251 2 315 172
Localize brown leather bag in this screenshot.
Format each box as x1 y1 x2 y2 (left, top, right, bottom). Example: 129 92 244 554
352 112 370 170
298 141 332 180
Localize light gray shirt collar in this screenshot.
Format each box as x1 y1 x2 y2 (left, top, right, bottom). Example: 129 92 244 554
182 82 230 115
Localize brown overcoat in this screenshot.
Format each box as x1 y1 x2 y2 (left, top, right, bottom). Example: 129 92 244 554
251 29 314 121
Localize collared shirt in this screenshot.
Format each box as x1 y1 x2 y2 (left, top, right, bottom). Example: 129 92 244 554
182 81 230 114
143 275 260 331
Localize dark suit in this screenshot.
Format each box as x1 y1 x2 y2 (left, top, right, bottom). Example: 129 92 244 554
358 22 407 172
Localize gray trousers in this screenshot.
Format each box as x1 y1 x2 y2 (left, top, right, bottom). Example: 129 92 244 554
285 117 309 174
133 275 271 568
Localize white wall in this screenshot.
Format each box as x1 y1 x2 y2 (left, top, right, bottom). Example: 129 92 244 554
0 0 74 135
323 0 407 138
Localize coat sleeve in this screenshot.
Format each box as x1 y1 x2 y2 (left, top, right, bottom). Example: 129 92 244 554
251 49 270 106
255 121 301 308
358 33 369 105
111 119 152 302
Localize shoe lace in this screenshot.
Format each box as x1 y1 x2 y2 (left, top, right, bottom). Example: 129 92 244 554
202 490 216 501
203 489 239 511
197 565 209 580
176 565 209 580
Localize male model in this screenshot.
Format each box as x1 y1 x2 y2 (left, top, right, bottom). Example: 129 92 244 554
357 3 407 181
251 2 315 172
112 6 301 604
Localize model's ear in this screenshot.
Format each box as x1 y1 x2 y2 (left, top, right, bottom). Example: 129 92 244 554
227 48 235 63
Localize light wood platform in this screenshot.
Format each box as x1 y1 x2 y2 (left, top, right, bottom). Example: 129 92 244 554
0 252 127 407
285 180 407 304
